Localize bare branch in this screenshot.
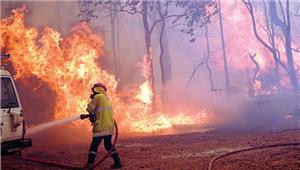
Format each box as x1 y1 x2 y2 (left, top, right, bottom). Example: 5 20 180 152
149 13 187 34
247 53 259 96
203 24 215 91
248 53 260 85
286 0 291 30
186 58 206 88
292 47 300 53
278 0 287 26
257 20 269 34
116 2 141 15
262 0 273 45
243 0 273 52
244 0 288 73
269 1 285 29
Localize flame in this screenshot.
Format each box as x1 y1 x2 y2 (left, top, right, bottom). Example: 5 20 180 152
136 80 153 104
135 53 153 105
212 1 300 95
1 7 208 133
0 7 117 123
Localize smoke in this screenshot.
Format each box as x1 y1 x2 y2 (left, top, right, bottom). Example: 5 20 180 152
210 93 300 130
163 77 299 131
26 114 81 135
1 1 299 135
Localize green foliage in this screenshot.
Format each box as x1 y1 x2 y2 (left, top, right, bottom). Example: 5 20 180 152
78 0 218 43
175 1 218 42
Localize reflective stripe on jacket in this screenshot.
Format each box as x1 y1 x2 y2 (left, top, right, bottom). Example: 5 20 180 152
86 92 114 136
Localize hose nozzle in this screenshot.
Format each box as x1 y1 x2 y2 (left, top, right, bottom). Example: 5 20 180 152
80 114 90 120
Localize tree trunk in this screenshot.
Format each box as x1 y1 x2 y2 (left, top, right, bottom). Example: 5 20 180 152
264 1 280 83
246 69 254 96
269 1 299 93
284 1 299 93
161 33 172 82
218 0 230 93
142 1 155 112
204 25 215 91
244 0 289 89
157 2 172 110
110 3 120 89
285 26 299 93
248 53 259 96
116 10 121 88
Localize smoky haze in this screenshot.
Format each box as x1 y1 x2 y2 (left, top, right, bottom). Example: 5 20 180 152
0 0 299 136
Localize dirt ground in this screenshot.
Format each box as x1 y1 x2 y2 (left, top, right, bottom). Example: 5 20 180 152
1 124 300 170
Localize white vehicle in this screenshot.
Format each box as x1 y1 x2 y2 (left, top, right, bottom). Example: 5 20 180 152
1 54 32 156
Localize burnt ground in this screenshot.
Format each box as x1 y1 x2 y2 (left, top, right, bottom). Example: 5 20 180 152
1 124 300 170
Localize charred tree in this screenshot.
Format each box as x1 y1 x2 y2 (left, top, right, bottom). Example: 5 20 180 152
186 24 216 92
79 1 121 88
186 58 206 89
262 1 280 82
269 0 299 93
141 1 156 112
157 2 172 86
177 1 218 90
185 24 216 91
80 0 217 111
109 3 121 88
116 11 121 87
204 24 215 92
243 0 288 84
157 1 172 109
78 1 156 111
78 0 93 22
217 0 230 94
243 0 298 93
247 53 259 96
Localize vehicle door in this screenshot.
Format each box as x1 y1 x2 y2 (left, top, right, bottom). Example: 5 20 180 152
1 77 23 142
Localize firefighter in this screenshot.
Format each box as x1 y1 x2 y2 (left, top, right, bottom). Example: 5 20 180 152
85 83 122 169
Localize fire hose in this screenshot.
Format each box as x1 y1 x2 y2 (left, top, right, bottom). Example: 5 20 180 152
20 119 119 169
207 142 300 170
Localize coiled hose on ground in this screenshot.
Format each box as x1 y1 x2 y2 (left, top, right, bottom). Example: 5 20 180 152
208 142 300 170
21 120 119 169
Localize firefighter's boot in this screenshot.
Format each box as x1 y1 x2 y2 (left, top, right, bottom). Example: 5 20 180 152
85 153 96 170
83 164 93 170
110 152 122 169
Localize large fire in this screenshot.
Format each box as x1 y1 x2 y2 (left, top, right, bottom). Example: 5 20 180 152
0 7 208 133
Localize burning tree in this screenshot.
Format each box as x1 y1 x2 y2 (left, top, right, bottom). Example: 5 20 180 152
217 0 230 93
79 1 160 112
243 0 299 94
78 0 217 111
183 0 299 96
79 0 122 89
1 6 209 133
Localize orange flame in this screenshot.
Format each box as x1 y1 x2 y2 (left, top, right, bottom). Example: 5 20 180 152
136 80 153 104
1 7 208 133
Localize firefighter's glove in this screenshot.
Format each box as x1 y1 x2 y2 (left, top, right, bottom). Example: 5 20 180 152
80 114 90 120
89 114 96 124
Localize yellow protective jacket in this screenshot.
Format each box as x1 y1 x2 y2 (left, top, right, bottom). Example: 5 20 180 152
86 91 114 137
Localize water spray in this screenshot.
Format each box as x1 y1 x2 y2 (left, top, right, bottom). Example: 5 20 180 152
26 114 82 135
21 120 119 169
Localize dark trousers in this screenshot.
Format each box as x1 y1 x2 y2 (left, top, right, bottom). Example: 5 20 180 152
87 135 120 165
